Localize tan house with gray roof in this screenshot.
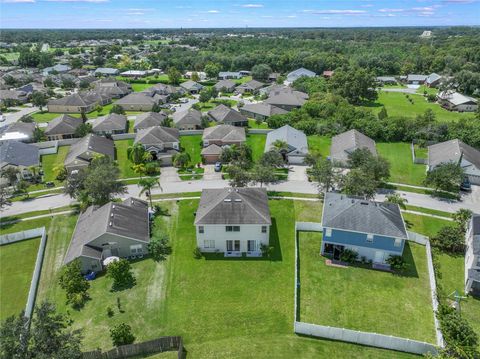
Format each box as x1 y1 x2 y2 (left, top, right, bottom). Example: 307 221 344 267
64 134 115 173
45 114 83 141
330 129 377 166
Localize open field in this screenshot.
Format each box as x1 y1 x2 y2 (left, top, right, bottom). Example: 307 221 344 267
131 83 154 92
0 237 40 320
298 232 436 343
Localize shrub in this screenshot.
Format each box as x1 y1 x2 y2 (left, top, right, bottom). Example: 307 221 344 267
427 94 437 102
106 306 114 317
110 323 135 347
431 225 465 254
106 259 136 291
340 249 358 263
147 232 171 261
58 259 90 309
193 247 203 259
386 255 407 271
260 244 274 259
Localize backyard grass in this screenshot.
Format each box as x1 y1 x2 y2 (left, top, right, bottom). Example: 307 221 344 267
307 135 331 158
298 231 436 343
41 145 70 183
179 135 203 165
363 91 472 123
413 144 428 160
377 142 426 186
114 139 136 178
132 83 154 92
32 111 73 123
248 118 270 129
0 237 40 320
246 133 266 161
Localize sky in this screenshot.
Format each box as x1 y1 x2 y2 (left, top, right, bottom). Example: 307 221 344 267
0 0 479 29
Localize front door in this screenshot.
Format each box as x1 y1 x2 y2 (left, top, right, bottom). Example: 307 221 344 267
333 245 344 260
226 240 240 252
374 251 384 264
248 240 259 252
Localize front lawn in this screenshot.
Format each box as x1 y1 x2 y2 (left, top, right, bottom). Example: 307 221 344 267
246 134 266 161
298 231 436 343
307 135 331 158
179 135 203 165
0 238 40 320
377 142 426 186
41 145 70 183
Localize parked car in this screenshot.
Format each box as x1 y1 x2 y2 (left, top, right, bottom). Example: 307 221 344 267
214 162 222 172
461 179 472 192
45 181 55 188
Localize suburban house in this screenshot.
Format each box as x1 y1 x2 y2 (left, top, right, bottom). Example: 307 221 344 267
214 79 236 93
92 113 128 136
94 68 120 77
120 70 147 78
437 91 478 112
376 76 397 85
93 78 132 99
218 71 242 80
235 80 264 94
201 125 246 163
115 92 165 111
425 73 442 88
145 83 183 97
265 89 308 111
268 72 280 82
172 108 202 130
0 140 40 185
207 104 248 126
265 125 308 164
427 139 480 186
16 82 48 97
134 112 168 132
194 187 271 256
133 126 180 165
330 129 377 166
42 64 71 76
240 102 288 121
286 68 316 83
0 122 36 142
0 89 29 105
406 74 428 85
184 71 206 81
321 192 408 266
64 134 115 173
64 197 150 273
47 91 111 113
465 214 480 296
180 80 203 94
45 114 83 141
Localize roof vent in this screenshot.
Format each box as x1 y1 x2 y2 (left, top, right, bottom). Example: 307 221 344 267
109 221 112 226
112 205 115 208
234 199 242 202
224 199 232 202
360 201 369 205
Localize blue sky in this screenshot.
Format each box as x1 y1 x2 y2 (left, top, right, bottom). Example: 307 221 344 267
0 0 479 29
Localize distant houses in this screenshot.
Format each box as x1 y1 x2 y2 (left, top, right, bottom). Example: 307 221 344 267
465 214 480 296
406 74 428 85
330 129 377 166
425 73 442 88
286 68 316 83
321 192 408 266
45 114 83 141
376 76 397 85
265 125 308 164
42 64 71 76
218 71 242 80
133 126 180 165
437 91 478 112
180 80 203 94
194 187 271 256
239 103 288 122
64 134 114 173
235 79 264 95
214 79 236 93
94 68 119 77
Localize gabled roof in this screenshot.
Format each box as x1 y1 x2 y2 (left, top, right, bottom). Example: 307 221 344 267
330 129 377 164
407 74 428 82
438 91 477 106
64 197 149 265
287 68 316 81
202 125 246 143
92 113 127 132
172 108 202 126
180 80 203 91
241 102 288 117
207 104 247 124
265 125 308 155
134 126 179 146
428 139 480 170
134 112 167 130
201 143 222 155
426 73 442 85
115 92 158 105
64 134 114 167
48 91 102 107
0 140 39 168
265 89 308 107
45 114 83 135
214 79 236 90
236 79 264 91
194 188 271 225
322 192 408 239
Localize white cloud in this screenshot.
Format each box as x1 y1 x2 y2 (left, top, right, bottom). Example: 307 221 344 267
127 12 144 15
206 9 220 13
302 9 367 15
45 0 109 2
379 8 405 12
1 0 35 3
241 4 264 8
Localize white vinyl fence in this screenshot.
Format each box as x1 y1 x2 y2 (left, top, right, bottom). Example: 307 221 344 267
0 227 45 245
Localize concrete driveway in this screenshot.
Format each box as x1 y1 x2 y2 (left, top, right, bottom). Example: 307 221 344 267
2 105 39 126
287 166 309 182
203 165 222 180
160 167 180 182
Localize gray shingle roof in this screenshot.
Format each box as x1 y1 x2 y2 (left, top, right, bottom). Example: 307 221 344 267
322 192 408 239
194 188 271 225
134 112 167 130
265 125 308 155
241 103 288 117
201 143 222 155
92 113 127 132
64 197 149 265
207 104 247 124
236 80 264 91
202 125 246 143
45 114 83 135
470 215 480 255
172 108 202 126
0 122 35 141
48 92 100 107
407 74 428 82
64 134 114 168
426 73 442 85
134 126 179 146
115 92 157 105
214 79 236 91
265 89 308 107
0 140 39 168
180 80 203 91
286 68 316 82
330 129 377 164
428 139 480 170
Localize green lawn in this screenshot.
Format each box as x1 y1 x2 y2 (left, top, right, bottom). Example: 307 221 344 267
132 83 154 92
298 232 436 343
1 52 20 61
32 111 72 123
363 91 472 123
41 145 70 183
307 135 331 158
246 134 266 161
377 142 426 186
0 238 40 320
413 144 428 160
248 118 270 129
179 135 203 165
114 139 136 178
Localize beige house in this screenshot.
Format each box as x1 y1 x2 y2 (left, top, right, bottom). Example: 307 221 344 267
201 125 246 163
45 114 83 141
172 108 202 130
64 134 115 173
47 91 110 113
134 126 180 166
115 92 165 111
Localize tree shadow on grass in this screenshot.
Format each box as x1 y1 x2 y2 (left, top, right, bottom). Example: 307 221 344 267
394 242 419 278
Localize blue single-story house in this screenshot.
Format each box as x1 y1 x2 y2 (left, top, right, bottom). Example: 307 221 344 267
321 192 408 265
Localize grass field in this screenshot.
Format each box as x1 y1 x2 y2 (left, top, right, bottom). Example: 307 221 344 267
363 91 471 123
246 134 266 161
41 145 70 183
114 139 136 178
377 142 426 186
180 135 203 165
0 52 20 61
132 83 154 92
0 238 40 320
32 111 73 123
298 232 436 343
248 118 270 129
307 135 331 158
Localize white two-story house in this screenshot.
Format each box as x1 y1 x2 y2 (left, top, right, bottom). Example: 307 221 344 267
465 214 480 296
194 188 271 257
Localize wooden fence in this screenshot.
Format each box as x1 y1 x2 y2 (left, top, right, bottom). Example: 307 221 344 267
82 336 183 359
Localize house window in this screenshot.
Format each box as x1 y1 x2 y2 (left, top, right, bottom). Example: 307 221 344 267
204 240 215 249
366 234 374 243
130 244 143 254
226 226 240 232
226 226 232 232
394 238 402 247
248 240 259 251
233 226 240 232
261 226 267 233
198 226 204 234
325 228 332 237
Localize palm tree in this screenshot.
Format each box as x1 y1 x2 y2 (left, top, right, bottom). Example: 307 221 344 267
127 144 146 165
385 193 408 210
173 152 191 169
138 177 162 208
272 140 289 153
